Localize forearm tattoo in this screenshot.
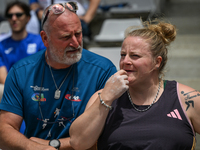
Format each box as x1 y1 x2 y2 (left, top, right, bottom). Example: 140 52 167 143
181 90 200 111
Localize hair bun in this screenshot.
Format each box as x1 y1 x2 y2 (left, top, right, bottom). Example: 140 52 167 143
148 21 177 45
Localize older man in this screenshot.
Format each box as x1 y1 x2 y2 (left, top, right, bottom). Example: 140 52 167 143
0 2 116 150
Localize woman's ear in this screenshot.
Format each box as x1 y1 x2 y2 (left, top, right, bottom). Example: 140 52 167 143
155 56 162 69
40 30 49 47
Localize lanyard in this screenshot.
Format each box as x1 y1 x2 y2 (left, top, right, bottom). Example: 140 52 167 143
38 56 75 124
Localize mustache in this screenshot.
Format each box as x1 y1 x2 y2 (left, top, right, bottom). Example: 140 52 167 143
65 45 82 52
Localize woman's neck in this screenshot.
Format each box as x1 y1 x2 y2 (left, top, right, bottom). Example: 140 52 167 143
128 79 163 105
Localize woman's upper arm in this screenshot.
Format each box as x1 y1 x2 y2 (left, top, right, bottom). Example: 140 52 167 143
178 83 200 134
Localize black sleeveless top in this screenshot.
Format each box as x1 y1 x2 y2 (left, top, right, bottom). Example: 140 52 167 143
97 80 195 150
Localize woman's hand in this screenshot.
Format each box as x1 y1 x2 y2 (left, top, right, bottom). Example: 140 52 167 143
101 70 129 102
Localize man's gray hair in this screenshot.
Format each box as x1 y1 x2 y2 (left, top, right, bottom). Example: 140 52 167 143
41 5 51 31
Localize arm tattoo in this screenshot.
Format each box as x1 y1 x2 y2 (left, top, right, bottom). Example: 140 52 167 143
181 90 200 111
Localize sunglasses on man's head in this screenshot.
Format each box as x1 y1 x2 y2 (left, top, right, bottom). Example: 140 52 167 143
41 2 78 29
6 13 25 19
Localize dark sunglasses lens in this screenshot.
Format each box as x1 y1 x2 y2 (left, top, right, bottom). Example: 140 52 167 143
16 13 24 17
41 10 49 28
67 2 77 11
7 13 24 19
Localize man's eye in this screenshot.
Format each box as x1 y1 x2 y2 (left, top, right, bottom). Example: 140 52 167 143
64 36 70 39
75 33 81 37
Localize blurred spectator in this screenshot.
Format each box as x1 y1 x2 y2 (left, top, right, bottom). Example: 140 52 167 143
0 1 46 134
0 16 5 22
0 9 40 38
0 1 46 84
0 10 40 38
30 0 101 37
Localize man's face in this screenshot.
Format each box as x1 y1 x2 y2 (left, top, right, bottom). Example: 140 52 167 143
7 5 30 33
45 10 83 66
48 39 83 66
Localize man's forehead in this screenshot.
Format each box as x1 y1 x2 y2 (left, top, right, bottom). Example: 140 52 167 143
61 29 82 35
49 9 78 24
9 5 24 12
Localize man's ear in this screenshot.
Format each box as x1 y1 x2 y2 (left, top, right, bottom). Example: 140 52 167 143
26 16 31 23
40 30 49 47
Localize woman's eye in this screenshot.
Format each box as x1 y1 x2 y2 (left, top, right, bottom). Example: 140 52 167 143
131 55 140 58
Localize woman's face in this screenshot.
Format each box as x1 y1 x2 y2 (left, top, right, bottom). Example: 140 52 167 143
120 36 157 84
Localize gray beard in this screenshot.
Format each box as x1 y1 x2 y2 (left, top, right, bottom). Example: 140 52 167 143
49 43 83 65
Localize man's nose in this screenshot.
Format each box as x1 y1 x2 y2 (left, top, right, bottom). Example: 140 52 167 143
69 35 79 48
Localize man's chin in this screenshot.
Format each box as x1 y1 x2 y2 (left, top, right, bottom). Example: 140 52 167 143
63 47 83 65
64 54 82 65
